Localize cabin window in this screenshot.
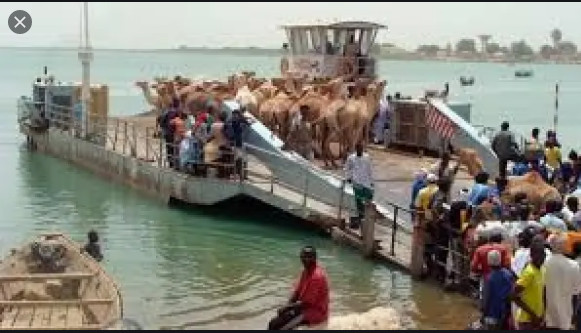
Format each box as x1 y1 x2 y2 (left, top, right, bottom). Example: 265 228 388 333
333 30 347 54
359 29 377 56
333 30 348 55
343 29 360 56
326 30 341 55
285 29 292 53
289 29 304 55
309 28 323 54
325 30 333 55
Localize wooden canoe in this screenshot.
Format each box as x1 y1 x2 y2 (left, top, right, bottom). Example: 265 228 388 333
0 232 123 330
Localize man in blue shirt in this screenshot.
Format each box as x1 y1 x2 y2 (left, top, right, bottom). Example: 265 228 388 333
512 160 530 176
482 249 514 329
226 108 252 180
410 168 427 210
468 172 491 207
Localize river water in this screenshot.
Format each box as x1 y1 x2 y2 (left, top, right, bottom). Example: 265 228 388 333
3 48 581 329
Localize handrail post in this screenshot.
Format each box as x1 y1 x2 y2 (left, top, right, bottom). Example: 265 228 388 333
69 104 74 137
337 179 346 221
391 205 398 256
132 124 137 157
158 132 163 168
302 163 309 208
410 211 426 278
361 203 376 257
123 121 128 155
113 118 119 151
145 127 150 161
239 144 247 184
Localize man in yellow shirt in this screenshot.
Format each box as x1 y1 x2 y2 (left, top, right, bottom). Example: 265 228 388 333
415 173 439 211
511 238 547 330
545 141 562 170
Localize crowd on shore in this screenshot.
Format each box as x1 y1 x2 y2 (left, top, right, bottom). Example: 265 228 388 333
410 121 581 330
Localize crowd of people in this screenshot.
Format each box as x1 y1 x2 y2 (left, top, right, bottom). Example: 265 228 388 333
155 97 253 179
410 121 581 330
492 122 581 192
151 87 581 330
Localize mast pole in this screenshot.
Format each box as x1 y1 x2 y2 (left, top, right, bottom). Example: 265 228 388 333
554 82 559 133
79 1 93 138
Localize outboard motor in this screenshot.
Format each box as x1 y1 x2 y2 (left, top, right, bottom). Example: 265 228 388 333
31 240 67 272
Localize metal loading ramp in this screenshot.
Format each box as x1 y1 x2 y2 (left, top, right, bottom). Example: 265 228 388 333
428 98 499 178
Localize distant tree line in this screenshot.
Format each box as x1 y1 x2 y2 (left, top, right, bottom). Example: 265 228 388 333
414 28 578 59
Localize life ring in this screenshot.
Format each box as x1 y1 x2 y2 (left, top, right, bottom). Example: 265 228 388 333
280 58 290 75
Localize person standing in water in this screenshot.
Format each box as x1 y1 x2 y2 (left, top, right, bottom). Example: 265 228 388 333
83 230 103 262
345 143 374 229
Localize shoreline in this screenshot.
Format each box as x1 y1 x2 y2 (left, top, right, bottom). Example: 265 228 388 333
1 46 580 65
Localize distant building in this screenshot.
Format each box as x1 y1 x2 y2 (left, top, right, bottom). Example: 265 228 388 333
377 43 409 56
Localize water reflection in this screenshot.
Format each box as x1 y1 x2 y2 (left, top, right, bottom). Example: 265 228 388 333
17 148 110 237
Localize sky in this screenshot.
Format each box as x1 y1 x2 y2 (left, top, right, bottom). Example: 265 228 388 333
1 2 581 50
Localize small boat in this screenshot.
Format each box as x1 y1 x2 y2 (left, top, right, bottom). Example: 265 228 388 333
460 76 475 86
515 70 533 78
0 233 123 330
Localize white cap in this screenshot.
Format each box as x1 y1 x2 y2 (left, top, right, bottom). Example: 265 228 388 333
427 173 438 183
548 232 567 254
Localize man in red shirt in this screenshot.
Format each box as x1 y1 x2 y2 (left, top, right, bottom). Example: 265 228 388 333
470 231 511 308
268 246 329 330
471 232 512 279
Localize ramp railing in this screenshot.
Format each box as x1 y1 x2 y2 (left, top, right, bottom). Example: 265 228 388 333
242 143 354 221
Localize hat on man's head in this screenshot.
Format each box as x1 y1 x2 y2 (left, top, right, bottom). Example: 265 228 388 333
427 173 438 183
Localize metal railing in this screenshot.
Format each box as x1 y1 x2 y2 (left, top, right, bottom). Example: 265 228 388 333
377 201 413 257
242 143 352 221
412 206 479 294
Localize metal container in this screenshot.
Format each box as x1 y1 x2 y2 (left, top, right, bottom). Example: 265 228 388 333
389 99 443 153
388 99 473 154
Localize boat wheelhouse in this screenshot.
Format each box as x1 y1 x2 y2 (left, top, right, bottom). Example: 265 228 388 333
279 21 387 81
